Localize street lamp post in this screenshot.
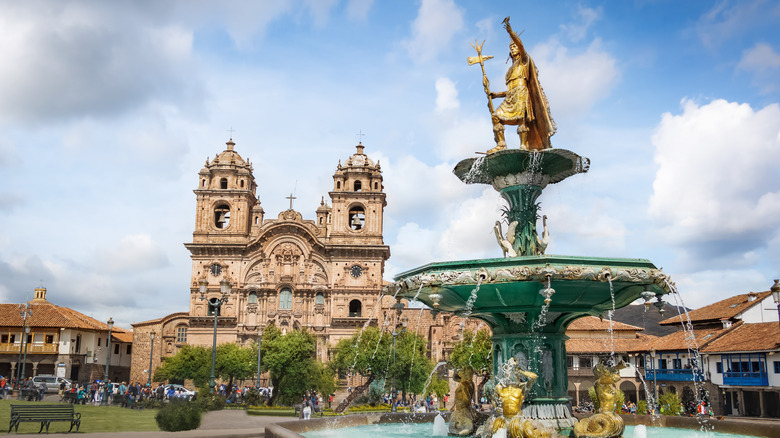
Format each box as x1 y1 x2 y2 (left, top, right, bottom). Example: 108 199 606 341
770 279 780 328
101 317 114 406
256 324 264 389
650 348 658 413
147 331 156 387
16 303 32 392
200 278 230 394
390 314 408 413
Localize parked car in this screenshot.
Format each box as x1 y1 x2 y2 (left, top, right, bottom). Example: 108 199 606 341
31 375 72 393
166 384 196 400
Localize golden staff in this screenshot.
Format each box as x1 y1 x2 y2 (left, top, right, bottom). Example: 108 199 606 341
467 40 495 115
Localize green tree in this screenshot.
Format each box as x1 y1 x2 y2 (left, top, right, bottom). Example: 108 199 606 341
392 330 439 396
261 325 333 405
216 342 256 391
330 325 443 412
154 344 211 387
448 328 493 396
153 343 258 391
331 326 391 411
659 391 682 416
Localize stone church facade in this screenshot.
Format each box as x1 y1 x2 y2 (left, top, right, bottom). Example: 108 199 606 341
129 139 477 386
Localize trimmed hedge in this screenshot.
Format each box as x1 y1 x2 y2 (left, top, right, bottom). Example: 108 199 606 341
155 401 202 432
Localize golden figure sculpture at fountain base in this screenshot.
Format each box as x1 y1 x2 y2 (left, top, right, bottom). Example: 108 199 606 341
449 367 478 436
573 361 627 438
476 359 552 438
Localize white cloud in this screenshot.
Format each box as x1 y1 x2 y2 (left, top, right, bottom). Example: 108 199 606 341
0 2 201 123
648 99 780 268
696 0 780 49
531 38 619 118
737 42 780 93
543 201 628 256
404 0 464 62
435 77 460 114
667 269 773 310
560 5 602 43
96 234 170 275
738 42 780 71
346 0 374 21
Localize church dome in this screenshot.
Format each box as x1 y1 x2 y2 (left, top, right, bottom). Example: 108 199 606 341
211 138 248 168
343 143 376 169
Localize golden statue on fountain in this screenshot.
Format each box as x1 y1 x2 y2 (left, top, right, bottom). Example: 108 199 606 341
573 360 627 438
477 358 553 438
469 16 556 154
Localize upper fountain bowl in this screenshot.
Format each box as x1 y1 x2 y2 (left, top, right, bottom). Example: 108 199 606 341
454 148 590 189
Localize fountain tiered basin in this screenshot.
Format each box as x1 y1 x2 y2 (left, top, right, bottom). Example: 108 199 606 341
393 255 671 431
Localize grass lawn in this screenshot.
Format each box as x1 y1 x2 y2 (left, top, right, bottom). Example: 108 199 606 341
0 400 160 434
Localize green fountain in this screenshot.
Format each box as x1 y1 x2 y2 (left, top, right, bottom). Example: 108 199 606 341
390 17 674 437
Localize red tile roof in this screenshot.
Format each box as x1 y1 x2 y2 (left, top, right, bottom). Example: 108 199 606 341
566 333 657 354
568 316 643 332
0 302 119 332
111 329 134 344
659 291 772 326
700 322 780 353
649 326 726 351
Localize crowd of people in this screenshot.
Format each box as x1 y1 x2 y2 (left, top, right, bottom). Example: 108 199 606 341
0 376 48 401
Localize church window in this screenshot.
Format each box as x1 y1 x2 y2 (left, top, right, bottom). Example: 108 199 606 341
214 204 230 228
279 288 292 309
202 179 207 187
240 180 245 188
348 299 362 317
354 180 362 191
315 292 324 305
248 291 258 304
336 181 341 189
374 182 378 190
207 298 222 316
319 217 323 225
220 178 228 189
176 326 188 343
348 206 365 230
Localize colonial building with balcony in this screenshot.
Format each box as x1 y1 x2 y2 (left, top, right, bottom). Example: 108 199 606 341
0 287 132 385
648 284 780 417
565 315 656 407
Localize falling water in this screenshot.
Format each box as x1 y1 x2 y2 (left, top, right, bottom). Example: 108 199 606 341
634 366 661 424
533 276 554 330
407 308 425 382
462 156 487 183
466 323 483 369
460 275 484 317
421 361 447 398
606 275 616 362
350 286 393 370
664 279 712 432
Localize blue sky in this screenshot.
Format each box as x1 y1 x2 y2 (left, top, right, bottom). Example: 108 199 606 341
1 0 779 329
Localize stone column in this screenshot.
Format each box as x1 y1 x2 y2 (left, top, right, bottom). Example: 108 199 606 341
737 389 745 416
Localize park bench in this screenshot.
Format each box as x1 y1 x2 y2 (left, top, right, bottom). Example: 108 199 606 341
8 404 81 433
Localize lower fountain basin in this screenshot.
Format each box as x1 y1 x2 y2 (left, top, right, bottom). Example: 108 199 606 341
265 413 777 438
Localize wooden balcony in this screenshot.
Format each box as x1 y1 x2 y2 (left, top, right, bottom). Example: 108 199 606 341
0 343 58 354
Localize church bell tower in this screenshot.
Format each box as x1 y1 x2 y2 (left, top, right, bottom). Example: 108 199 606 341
192 138 258 244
